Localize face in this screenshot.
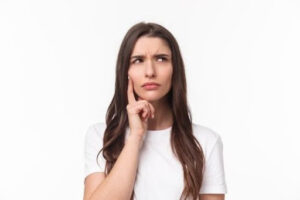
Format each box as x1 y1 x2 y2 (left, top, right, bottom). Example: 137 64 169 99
128 36 173 103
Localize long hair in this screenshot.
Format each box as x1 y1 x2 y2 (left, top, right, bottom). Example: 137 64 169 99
96 21 205 200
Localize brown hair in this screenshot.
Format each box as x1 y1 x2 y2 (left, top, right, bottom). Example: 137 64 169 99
97 21 205 200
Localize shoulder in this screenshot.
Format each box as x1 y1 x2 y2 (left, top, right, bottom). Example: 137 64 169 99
192 122 221 143
192 123 223 158
85 122 106 139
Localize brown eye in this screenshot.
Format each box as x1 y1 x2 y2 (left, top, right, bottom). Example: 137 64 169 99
133 58 143 64
158 57 167 62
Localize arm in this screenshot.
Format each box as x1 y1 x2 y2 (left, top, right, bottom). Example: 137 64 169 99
84 133 143 200
200 194 225 200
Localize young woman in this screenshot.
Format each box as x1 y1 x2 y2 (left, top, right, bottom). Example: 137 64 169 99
83 22 227 200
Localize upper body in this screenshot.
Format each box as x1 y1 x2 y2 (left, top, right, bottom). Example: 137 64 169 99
84 22 227 200
84 122 227 199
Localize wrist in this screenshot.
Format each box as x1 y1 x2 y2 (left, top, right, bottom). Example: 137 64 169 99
126 133 144 146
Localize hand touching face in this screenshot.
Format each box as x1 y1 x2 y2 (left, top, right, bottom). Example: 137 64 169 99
126 75 155 138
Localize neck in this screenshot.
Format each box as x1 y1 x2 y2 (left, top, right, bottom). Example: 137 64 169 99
147 96 173 130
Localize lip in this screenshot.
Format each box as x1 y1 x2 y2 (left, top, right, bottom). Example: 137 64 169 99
142 82 160 87
142 82 160 90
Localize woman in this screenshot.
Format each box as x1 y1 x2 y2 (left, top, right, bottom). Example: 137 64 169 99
83 22 227 200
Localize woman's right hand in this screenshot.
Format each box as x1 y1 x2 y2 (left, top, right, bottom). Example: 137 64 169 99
126 76 155 139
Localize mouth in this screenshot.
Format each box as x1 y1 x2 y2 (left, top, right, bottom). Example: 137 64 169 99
142 83 160 90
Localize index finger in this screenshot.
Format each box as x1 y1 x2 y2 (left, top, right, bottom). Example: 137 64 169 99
127 76 137 104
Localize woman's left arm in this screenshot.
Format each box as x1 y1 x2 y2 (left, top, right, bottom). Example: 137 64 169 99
200 194 225 200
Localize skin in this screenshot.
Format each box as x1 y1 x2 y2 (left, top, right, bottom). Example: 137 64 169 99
128 36 225 200
83 36 225 200
128 36 174 130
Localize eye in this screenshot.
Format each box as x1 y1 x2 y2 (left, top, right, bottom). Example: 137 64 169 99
132 58 143 64
157 57 167 62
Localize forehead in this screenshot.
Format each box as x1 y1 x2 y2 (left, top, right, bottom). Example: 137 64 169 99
131 36 171 55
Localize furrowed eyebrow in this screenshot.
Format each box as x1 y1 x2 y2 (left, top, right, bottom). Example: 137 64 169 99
130 53 170 60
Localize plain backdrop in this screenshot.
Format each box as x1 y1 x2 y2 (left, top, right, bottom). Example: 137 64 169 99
0 0 299 199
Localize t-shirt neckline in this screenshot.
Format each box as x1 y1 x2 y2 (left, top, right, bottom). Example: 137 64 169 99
146 126 172 133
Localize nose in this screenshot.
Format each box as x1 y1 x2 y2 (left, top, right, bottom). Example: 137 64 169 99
145 60 156 78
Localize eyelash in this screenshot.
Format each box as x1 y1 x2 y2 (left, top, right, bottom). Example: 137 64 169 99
132 57 168 64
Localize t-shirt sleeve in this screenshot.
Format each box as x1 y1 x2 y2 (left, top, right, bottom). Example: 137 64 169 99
200 134 228 194
84 123 106 181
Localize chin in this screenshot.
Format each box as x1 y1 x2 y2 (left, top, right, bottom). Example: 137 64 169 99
139 92 165 102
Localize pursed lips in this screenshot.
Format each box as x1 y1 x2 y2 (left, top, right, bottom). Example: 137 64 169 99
142 82 160 87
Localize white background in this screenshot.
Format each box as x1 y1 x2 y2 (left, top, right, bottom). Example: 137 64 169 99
0 0 299 199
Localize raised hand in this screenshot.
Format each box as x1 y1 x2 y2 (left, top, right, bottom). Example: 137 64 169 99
126 76 155 139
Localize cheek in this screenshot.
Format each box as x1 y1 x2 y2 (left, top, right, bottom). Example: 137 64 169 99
128 66 142 78
166 76 172 89
164 67 173 85
128 69 137 83
128 67 133 77
128 69 141 91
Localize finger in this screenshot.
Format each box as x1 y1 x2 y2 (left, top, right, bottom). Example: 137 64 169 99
146 103 152 119
137 103 148 118
139 100 152 119
148 103 155 118
143 109 148 119
127 76 136 104
142 103 149 119
141 102 150 119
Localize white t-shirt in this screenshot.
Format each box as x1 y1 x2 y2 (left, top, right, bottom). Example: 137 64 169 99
84 122 227 199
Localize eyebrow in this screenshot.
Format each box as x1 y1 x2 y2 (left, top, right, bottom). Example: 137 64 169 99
130 53 171 60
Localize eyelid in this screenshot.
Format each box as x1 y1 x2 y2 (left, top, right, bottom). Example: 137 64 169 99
132 58 142 64
158 56 167 60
